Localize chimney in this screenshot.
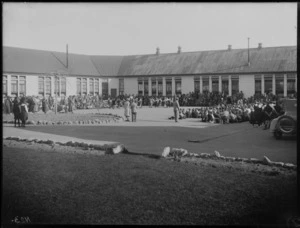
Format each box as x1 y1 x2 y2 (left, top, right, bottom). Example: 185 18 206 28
258 43 262 49
156 47 160 55
177 46 181 54
228 45 232 51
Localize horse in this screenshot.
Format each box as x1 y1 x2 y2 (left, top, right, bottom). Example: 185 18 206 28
262 104 279 130
12 98 21 127
249 104 279 129
249 106 265 127
20 103 28 127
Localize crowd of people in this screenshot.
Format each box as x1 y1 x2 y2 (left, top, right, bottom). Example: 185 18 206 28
106 91 296 109
3 91 295 126
3 94 107 114
171 101 284 124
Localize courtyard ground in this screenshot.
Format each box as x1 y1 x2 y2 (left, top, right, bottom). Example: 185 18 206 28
9 106 296 164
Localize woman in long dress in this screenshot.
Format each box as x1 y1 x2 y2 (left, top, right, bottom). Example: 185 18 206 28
124 98 131 121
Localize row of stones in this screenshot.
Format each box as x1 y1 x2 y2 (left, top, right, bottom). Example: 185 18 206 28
4 136 125 154
162 147 296 170
3 118 124 125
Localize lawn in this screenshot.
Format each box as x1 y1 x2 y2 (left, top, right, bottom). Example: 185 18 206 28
2 142 297 225
24 123 297 163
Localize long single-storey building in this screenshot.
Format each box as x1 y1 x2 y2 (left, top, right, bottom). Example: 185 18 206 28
3 44 297 99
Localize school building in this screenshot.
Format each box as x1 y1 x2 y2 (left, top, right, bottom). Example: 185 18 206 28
3 44 297 99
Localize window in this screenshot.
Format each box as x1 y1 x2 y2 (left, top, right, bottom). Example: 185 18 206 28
287 74 296 95
222 78 229 95
166 78 172 96
61 77 66 96
202 77 209 92
212 77 219 92
158 79 163 96
11 75 18 95
77 78 81 95
175 78 181 95
3 75 7 96
119 78 124 95
151 78 156 96
95 79 99 94
45 77 51 95
194 77 200 93
102 82 108 99
55 77 66 96
264 75 272 94
90 78 94 95
231 76 239 95
55 77 60 95
19 76 26 95
275 74 284 96
82 78 87 95
144 79 148 96
39 76 52 96
254 75 261 94
39 77 44 95
138 80 143 95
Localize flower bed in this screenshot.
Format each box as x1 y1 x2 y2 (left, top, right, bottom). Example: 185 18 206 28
3 112 124 125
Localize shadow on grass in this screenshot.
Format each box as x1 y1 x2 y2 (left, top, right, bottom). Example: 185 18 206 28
188 130 247 143
122 150 161 159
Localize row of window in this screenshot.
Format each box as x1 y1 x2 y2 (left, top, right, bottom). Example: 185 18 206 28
136 78 183 96
254 74 296 96
134 75 296 96
194 76 239 95
3 74 297 97
38 76 67 96
135 76 239 96
76 78 100 95
3 75 103 97
3 75 26 96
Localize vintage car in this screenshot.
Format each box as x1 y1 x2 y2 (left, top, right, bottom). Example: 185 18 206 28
269 99 297 139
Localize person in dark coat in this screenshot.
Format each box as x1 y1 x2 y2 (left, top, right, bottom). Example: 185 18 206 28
27 96 34 112
19 97 28 127
42 97 49 113
12 97 21 127
68 96 74 113
4 96 11 114
33 96 39 113
173 97 180 122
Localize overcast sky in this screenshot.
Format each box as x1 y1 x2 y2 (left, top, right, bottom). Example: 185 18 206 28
3 2 297 56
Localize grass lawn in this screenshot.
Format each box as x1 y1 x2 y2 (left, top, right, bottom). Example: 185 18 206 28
2 143 297 225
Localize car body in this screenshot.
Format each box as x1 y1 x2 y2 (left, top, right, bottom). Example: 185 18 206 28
270 99 297 139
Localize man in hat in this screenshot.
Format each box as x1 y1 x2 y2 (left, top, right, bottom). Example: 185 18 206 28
131 98 138 122
173 96 180 122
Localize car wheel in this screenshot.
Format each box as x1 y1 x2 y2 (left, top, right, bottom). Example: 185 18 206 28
274 130 282 140
277 115 296 134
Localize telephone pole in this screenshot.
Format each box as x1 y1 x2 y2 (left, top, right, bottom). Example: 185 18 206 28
248 37 250 66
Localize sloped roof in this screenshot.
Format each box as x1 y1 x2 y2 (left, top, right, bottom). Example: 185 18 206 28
117 46 297 76
3 46 100 76
3 45 297 77
90 55 124 76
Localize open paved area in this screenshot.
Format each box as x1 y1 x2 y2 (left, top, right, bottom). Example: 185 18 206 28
4 107 297 164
